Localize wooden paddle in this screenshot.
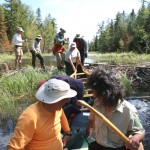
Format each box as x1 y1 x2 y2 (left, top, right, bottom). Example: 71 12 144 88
77 100 144 150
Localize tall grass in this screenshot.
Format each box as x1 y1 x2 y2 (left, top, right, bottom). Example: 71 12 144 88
120 74 133 97
0 67 50 120
0 66 67 120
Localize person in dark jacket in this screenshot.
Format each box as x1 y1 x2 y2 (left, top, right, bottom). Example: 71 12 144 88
73 34 88 66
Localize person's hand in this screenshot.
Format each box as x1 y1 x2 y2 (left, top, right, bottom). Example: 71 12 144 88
25 38 28 42
63 135 71 148
84 52 88 58
125 136 140 150
73 66 76 72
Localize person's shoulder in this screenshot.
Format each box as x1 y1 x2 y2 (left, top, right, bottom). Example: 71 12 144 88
122 100 138 115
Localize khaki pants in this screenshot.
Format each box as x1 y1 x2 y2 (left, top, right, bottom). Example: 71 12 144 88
55 52 65 70
14 46 23 56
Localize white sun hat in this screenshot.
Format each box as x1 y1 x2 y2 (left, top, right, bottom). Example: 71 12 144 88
36 79 77 104
17 27 24 32
70 42 76 48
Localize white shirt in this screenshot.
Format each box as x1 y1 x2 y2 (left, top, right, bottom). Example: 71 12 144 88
65 48 80 63
12 33 24 46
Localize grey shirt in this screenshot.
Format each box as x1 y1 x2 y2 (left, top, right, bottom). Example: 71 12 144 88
32 40 41 54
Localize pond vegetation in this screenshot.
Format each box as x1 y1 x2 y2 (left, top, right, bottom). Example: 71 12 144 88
0 65 132 121
0 66 66 120
90 52 150 65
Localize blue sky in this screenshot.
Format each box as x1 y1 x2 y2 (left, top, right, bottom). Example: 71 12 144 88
0 0 142 41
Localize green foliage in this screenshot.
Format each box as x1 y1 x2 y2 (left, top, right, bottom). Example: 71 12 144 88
0 67 49 119
0 0 57 52
120 74 133 96
89 3 150 54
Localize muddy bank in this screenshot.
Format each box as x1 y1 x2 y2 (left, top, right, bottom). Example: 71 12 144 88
85 62 150 93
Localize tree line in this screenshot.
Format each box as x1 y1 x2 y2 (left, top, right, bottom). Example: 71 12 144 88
0 0 57 53
89 1 150 54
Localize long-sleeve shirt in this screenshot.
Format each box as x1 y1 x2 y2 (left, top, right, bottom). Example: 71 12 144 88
12 33 24 46
7 101 70 150
89 99 145 148
32 40 41 53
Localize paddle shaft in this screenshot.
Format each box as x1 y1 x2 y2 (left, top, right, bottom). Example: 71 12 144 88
77 100 129 142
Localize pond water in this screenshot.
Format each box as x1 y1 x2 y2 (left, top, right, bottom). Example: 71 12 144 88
0 99 149 149
6 55 95 69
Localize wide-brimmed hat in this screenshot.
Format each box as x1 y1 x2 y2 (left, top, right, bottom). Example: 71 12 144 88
75 34 82 38
70 42 76 48
36 79 77 104
17 27 24 32
36 35 42 40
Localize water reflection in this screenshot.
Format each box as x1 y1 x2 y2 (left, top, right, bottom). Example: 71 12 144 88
6 56 95 69
0 99 149 149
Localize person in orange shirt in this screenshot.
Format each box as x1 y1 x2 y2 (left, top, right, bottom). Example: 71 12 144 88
7 79 77 150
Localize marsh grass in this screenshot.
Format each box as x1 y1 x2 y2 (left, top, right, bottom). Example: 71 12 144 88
89 52 150 65
0 67 50 119
120 74 133 97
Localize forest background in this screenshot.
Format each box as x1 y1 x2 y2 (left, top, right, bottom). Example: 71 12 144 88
0 0 150 54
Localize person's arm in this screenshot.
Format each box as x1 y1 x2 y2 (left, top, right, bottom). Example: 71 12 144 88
86 119 95 137
82 38 88 58
32 40 36 52
7 109 36 149
60 110 71 147
68 56 76 72
125 110 145 150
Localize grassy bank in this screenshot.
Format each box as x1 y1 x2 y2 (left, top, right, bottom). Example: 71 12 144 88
89 52 150 65
0 67 67 120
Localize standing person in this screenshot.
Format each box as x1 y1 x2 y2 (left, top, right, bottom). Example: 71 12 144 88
7 79 77 150
30 35 45 69
73 34 88 66
65 42 81 76
86 66 145 150
12 27 27 69
53 28 66 70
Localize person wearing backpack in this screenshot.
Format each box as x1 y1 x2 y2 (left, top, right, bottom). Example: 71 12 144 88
52 28 66 70
73 34 88 66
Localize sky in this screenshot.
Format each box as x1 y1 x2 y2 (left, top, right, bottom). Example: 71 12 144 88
0 0 142 42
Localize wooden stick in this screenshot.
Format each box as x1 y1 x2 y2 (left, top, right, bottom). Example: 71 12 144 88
77 100 144 150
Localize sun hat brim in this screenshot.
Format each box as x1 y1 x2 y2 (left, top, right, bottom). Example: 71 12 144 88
36 82 77 104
